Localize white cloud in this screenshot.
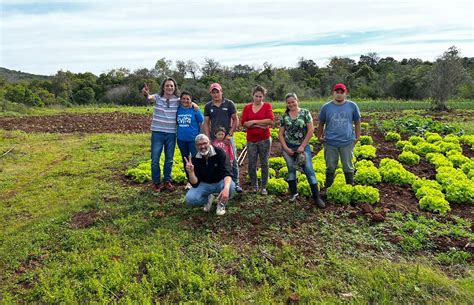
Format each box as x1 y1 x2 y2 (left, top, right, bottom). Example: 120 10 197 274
0 0 472 75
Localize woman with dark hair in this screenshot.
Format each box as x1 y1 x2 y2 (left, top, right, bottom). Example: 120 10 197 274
241 85 274 195
278 93 325 208
142 78 197 192
176 90 204 189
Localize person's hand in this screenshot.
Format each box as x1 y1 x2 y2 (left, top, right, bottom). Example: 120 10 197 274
225 133 233 143
142 83 150 98
354 136 360 145
317 135 325 143
284 147 295 156
183 156 194 173
296 145 305 154
191 102 199 111
218 187 230 203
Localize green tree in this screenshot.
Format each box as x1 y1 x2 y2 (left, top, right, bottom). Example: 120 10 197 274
430 46 469 111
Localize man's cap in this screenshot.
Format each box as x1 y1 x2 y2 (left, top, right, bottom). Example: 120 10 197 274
209 83 222 93
333 83 348 93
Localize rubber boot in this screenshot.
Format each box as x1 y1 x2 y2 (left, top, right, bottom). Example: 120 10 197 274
325 172 335 188
310 183 326 208
344 172 354 185
288 180 298 201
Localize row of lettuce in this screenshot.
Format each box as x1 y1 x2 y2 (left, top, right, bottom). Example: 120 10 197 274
126 125 473 214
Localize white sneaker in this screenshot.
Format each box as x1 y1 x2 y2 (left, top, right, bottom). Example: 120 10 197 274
203 194 213 212
289 193 299 202
261 188 268 196
216 202 226 216
185 182 192 190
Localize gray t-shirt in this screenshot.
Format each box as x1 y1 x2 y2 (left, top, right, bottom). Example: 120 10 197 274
204 99 236 139
318 100 361 147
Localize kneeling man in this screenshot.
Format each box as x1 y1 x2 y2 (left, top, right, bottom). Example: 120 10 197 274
184 134 235 215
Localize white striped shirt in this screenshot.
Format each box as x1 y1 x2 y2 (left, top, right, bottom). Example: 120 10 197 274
150 94 179 133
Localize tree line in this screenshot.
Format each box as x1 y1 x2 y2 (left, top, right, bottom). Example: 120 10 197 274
1 46 473 111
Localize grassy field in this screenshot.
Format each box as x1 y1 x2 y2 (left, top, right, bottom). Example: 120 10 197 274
1 116 473 302
2 98 474 117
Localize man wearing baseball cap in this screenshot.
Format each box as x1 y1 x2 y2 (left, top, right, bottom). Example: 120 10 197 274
203 83 243 193
317 83 361 189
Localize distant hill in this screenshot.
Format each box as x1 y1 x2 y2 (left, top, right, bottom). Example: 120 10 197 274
0 67 50 83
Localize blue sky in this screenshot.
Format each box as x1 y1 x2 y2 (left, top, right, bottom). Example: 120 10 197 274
0 0 473 76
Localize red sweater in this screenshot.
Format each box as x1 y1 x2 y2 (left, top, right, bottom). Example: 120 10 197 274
241 102 274 142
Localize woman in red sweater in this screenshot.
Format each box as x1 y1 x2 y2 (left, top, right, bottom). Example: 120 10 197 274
241 85 275 195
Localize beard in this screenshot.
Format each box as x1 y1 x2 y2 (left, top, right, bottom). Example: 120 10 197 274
199 147 210 156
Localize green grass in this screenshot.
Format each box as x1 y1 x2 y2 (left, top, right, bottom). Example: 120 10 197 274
2 99 474 117
1 129 473 302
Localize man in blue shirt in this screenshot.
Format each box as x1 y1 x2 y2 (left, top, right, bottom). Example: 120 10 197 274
317 83 361 188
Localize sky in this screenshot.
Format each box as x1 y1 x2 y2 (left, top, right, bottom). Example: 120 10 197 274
1 0 473 76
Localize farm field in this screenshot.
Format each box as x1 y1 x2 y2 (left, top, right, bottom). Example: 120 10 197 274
0 104 473 303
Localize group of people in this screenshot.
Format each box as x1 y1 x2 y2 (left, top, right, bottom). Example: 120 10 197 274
143 79 361 216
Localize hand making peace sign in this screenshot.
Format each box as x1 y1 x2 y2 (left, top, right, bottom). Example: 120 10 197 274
142 83 150 98
183 156 194 173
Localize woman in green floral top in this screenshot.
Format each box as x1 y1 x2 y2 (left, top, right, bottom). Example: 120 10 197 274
278 93 325 208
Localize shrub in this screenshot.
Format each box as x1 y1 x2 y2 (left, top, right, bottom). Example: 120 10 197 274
327 184 353 204
385 131 401 142
270 128 279 140
460 135 474 146
354 166 381 185
426 153 453 169
354 145 376 159
396 140 411 150
359 135 373 145
415 186 444 200
297 180 312 197
419 196 451 214
233 132 246 150
437 141 462 154
355 159 375 170
445 180 474 204
269 157 286 170
267 178 287 195
399 151 420 165
379 158 417 186
443 134 460 144
426 133 443 143
447 152 470 168
351 185 380 204
411 178 442 192
361 122 369 130
415 142 441 156
408 136 425 145
461 161 474 175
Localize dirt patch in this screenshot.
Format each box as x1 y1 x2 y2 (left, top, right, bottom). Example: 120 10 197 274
70 210 102 229
0 112 151 133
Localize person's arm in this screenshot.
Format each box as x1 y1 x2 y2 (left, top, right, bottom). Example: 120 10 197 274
141 83 155 103
297 122 314 153
218 176 232 204
317 121 325 142
229 113 238 136
279 126 294 156
196 109 204 125
354 120 361 144
203 116 211 137
184 156 199 186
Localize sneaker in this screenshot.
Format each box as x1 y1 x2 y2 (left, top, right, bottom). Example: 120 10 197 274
151 183 162 192
289 193 299 202
163 181 174 191
185 182 192 190
203 194 213 212
261 188 268 196
252 187 259 193
216 202 226 216
235 185 243 193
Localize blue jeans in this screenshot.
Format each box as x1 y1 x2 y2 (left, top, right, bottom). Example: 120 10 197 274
177 140 197 175
230 138 240 186
185 180 236 207
151 131 176 183
324 143 354 174
282 143 317 185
